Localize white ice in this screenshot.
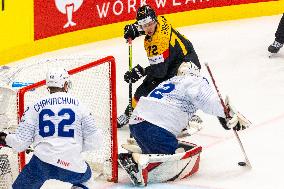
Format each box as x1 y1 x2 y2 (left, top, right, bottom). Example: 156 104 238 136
7 14 284 189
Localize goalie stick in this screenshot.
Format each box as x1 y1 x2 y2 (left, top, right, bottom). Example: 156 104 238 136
205 63 252 168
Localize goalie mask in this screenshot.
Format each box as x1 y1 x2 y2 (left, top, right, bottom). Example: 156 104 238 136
46 68 71 89
177 62 200 77
136 5 157 26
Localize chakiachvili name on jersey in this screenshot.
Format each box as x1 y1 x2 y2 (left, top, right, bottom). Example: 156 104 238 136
34 97 79 112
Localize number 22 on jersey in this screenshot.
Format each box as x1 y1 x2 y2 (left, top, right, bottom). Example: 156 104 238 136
39 108 75 138
150 83 175 99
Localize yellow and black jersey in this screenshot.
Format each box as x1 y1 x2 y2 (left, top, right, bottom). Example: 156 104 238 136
144 16 200 80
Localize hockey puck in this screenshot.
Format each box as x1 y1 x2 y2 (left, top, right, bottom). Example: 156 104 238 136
238 162 246 166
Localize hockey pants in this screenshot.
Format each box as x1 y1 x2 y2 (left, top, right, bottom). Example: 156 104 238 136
12 155 92 189
129 121 178 154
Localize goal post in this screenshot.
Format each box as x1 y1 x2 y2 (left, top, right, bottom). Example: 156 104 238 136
10 56 118 183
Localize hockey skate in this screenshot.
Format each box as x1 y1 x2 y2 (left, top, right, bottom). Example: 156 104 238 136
177 115 203 138
268 40 283 57
118 153 141 186
117 113 129 128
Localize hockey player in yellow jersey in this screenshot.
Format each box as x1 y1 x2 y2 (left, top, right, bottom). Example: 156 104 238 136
117 4 201 128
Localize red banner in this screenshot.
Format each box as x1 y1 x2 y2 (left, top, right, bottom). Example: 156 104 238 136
34 0 275 40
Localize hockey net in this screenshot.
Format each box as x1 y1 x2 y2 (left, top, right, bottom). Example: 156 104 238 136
0 56 118 187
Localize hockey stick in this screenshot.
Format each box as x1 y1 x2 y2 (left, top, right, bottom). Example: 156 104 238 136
205 63 252 168
128 38 133 117
128 39 133 138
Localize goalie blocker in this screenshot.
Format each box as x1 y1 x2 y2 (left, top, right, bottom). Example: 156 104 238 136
118 141 202 186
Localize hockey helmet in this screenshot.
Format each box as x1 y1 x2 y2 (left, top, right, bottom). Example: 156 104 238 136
177 62 200 77
46 68 71 89
136 5 157 26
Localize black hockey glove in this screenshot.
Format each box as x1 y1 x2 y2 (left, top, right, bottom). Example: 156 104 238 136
124 23 141 40
124 64 146 83
0 132 7 146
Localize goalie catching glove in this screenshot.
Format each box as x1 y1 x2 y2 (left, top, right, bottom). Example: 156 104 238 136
218 96 251 131
124 64 146 83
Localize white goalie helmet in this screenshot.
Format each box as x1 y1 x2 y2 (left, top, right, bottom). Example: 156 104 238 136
46 68 71 89
177 62 200 77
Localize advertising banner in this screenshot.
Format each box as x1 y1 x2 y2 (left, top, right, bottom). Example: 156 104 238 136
34 0 276 40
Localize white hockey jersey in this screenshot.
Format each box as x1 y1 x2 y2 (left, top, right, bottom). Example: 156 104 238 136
6 92 103 173
129 75 226 136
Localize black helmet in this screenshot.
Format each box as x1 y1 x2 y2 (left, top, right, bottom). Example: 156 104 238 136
136 5 157 25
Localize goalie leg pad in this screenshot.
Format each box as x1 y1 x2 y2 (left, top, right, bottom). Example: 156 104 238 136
131 141 202 186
